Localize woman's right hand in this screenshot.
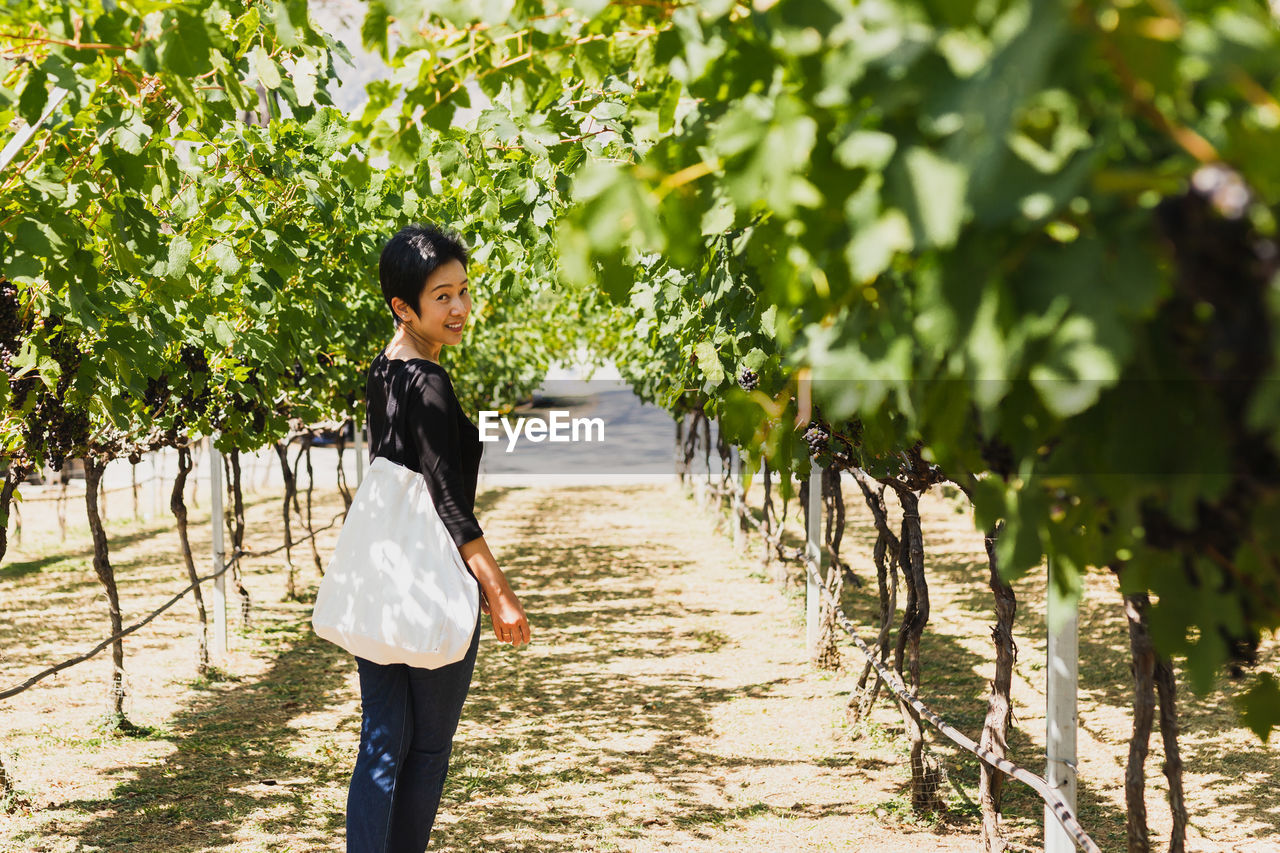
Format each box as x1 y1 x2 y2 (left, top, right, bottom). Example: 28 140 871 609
459 536 530 648
485 587 530 648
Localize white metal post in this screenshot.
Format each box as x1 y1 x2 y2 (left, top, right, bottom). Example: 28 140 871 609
806 459 821 654
353 416 364 487
208 435 228 655
151 449 162 519
0 88 69 171
1045 554 1079 852
730 446 742 549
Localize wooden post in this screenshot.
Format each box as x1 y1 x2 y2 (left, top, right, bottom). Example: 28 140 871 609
1045 554 1079 852
806 459 821 655
209 435 228 655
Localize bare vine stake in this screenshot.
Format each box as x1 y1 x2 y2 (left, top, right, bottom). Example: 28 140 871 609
0 752 13 807
0 455 30 807
700 412 712 493
848 469 899 726
0 462 25 564
813 467 843 670
209 435 228 655
980 521 1016 853
335 423 352 512
802 555 1101 853
302 439 322 577
171 446 209 676
83 458 129 728
225 450 252 628
287 438 319 577
274 441 298 600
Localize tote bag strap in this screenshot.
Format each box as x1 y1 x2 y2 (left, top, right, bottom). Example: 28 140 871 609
389 359 409 458
387 359 428 478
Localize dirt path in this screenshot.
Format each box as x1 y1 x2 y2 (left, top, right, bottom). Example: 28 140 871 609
3 478 1277 852
1 481 978 852
427 483 980 852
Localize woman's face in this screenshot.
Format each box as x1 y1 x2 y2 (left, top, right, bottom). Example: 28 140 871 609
395 258 471 348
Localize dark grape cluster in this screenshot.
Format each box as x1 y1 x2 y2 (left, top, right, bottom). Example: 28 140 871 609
800 412 862 470
144 375 170 415
34 398 91 471
803 419 830 457
0 279 38 410
738 366 758 391
895 441 945 490
1131 180 1280 672
979 434 1015 480
179 344 209 374
0 278 22 366
6 314 88 469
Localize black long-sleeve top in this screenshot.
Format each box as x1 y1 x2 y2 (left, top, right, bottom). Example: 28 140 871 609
365 351 484 547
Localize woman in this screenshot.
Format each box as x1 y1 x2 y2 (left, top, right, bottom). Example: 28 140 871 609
347 223 530 852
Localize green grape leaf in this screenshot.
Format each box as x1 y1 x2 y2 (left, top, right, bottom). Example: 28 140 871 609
167 235 193 278
159 9 214 77
693 339 724 384
361 2 391 60
289 56 318 107
249 45 282 90
208 242 242 275
1237 674 1280 743
17 68 49 124
893 146 969 249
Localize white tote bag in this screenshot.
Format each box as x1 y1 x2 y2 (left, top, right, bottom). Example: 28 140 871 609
311 455 479 668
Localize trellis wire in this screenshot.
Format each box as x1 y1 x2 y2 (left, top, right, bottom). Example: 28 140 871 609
0 508 345 702
808 554 1101 853
15 475 159 504
0 549 241 701
682 453 1101 853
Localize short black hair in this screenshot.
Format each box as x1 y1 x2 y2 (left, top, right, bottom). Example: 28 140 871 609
379 223 469 325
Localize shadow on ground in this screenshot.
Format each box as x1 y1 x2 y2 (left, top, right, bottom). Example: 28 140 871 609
32 484 860 852
51 619 353 852
432 485 866 852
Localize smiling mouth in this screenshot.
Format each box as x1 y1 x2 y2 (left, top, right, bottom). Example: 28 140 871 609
445 321 464 332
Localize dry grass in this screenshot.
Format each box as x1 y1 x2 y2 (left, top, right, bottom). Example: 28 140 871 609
0 473 1276 852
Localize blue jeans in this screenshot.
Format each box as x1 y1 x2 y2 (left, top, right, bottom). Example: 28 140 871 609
346 609 482 852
